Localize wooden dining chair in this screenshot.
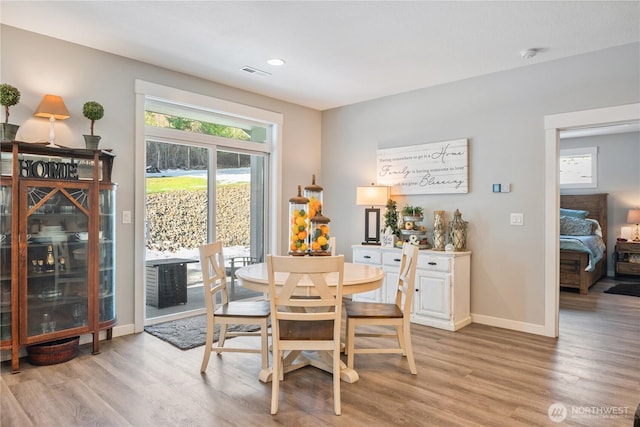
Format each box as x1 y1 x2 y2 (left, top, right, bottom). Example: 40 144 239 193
266 254 345 415
199 242 270 373
344 242 418 374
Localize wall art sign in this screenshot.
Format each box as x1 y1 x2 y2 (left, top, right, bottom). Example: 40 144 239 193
377 139 468 195
19 159 79 180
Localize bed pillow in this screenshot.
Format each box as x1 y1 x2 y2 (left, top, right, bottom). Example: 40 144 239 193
560 208 589 219
585 218 603 237
560 215 594 236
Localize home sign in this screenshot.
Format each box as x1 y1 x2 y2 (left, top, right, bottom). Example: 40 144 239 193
377 138 468 195
19 159 79 180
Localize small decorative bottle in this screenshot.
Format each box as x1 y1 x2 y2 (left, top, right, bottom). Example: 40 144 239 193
45 245 55 272
308 208 331 256
449 209 468 251
288 185 309 256
303 174 323 220
432 210 446 251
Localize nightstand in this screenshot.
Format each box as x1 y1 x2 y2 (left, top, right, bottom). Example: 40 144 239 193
614 241 640 278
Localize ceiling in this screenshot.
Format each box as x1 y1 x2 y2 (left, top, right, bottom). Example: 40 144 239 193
1 1 639 111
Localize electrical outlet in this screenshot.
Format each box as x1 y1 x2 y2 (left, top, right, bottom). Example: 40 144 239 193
122 210 132 224
510 213 524 226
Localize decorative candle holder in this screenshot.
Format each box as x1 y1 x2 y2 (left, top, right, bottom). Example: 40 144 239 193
308 208 331 256
288 185 309 256
449 209 467 251
432 210 446 251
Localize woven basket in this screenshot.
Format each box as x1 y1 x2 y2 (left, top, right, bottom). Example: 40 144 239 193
27 336 80 366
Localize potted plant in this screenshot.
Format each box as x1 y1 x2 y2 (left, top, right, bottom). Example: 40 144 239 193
382 199 400 237
0 83 21 141
381 199 400 247
82 100 104 149
402 205 424 220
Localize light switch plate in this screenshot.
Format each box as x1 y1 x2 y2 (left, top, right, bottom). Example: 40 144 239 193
510 213 524 225
122 210 132 224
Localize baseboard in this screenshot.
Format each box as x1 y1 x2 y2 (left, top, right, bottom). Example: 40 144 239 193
471 313 547 336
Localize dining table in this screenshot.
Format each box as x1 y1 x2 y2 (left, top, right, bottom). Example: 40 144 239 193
235 261 385 384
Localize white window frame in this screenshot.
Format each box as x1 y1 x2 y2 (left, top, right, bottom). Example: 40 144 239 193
559 146 598 189
133 80 283 332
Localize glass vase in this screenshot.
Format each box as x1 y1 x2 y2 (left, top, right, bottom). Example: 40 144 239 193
288 185 309 256
308 209 331 256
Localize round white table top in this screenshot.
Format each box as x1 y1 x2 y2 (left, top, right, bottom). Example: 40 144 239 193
236 262 385 295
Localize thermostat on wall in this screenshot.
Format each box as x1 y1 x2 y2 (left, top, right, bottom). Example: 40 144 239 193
492 183 511 193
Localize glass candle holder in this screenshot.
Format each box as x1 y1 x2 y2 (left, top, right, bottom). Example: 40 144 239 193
308 209 331 256
304 174 323 220
288 185 309 256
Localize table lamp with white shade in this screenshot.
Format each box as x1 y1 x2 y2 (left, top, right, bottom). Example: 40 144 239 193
627 209 640 242
356 184 389 245
34 94 70 148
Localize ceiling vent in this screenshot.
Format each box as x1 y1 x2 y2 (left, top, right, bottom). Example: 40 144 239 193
241 66 271 77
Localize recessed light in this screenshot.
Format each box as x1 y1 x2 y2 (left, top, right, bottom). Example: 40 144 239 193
267 58 286 66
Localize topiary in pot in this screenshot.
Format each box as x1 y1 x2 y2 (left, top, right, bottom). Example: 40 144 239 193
82 101 104 149
0 83 21 141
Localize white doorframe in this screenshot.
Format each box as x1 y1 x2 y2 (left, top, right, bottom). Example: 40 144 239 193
133 80 283 333
543 103 640 337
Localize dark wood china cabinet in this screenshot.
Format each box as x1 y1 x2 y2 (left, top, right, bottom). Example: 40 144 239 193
0 141 116 372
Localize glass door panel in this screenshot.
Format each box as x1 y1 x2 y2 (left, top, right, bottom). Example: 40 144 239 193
99 188 116 323
216 150 264 300
0 184 12 341
145 140 207 320
24 184 89 338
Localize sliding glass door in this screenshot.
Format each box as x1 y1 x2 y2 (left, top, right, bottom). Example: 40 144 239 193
143 102 271 323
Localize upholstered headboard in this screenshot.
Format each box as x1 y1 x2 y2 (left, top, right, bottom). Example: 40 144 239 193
560 193 608 243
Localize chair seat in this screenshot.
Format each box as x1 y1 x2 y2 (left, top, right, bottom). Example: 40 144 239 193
344 300 403 318
214 300 271 318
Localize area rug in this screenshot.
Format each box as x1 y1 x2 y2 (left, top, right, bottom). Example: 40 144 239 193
604 283 640 297
144 314 261 350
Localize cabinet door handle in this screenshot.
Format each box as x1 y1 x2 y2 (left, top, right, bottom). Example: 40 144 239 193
394 258 401 262
428 261 437 265
364 255 371 259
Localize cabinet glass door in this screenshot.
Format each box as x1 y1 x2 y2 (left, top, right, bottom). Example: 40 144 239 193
0 184 12 341
24 184 89 339
99 188 116 323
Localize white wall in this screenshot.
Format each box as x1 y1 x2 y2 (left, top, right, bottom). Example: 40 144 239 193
561 131 640 275
0 25 322 331
322 43 640 329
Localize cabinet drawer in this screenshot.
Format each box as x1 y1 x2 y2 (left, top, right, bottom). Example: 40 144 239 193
617 262 640 275
382 252 403 267
417 255 451 272
353 248 381 265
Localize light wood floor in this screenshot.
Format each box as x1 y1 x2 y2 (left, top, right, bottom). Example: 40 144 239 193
2 277 639 426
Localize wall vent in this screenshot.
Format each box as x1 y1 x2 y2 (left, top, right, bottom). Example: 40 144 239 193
240 66 271 77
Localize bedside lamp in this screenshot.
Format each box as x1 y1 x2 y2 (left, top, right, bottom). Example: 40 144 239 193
34 94 70 148
627 209 640 242
356 184 389 245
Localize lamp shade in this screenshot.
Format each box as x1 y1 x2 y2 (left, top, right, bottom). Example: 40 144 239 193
34 94 70 120
356 185 389 207
627 209 640 224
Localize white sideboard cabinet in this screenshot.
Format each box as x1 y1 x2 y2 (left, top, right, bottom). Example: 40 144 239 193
352 245 471 331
